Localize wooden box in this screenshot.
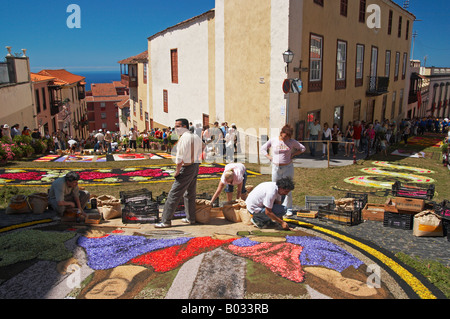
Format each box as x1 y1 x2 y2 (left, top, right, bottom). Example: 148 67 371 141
85 213 102 224
362 204 385 222
391 197 425 213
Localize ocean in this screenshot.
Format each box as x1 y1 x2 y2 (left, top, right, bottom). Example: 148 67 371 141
77 70 122 91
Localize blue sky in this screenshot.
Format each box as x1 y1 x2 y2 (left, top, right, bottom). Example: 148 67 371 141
0 0 448 72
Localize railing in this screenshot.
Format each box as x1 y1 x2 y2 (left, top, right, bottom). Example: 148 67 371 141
121 74 137 88
367 76 389 96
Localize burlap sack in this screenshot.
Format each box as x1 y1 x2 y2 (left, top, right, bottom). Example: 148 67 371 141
28 192 48 214
413 210 443 237
5 195 31 215
98 203 122 220
195 199 211 224
237 200 252 225
222 201 242 223
95 195 122 220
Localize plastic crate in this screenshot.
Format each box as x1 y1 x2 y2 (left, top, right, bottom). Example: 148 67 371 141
391 181 435 200
318 204 361 226
433 200 450 221
345 193 368 211
383 211 413 230
122 200 159 224
305 196 335 211
120 188 153 204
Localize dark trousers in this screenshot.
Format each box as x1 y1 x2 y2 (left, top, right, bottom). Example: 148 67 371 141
161 164 199 223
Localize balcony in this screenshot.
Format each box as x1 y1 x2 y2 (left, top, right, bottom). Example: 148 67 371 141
366 76 389 96
50 101 63 116
121 74 137 88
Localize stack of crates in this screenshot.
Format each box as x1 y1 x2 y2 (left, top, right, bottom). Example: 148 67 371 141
317 193 367 226
120 189 160 224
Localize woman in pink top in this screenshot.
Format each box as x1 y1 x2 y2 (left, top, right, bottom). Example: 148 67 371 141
260 125 305 215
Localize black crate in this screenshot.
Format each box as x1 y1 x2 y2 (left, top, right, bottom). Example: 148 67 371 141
120 188 153 204
122 200 159 224
433 200 450 221
318 204 361 226
345 193 368 211
391 181 435 200
383 211 413 230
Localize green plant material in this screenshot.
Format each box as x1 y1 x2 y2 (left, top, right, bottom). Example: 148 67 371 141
0 230 76 267
395 252 450 299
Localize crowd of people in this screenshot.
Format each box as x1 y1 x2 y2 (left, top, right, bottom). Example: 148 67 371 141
47 115 449 231
307 116 450 159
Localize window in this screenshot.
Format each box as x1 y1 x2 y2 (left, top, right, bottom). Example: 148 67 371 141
133 100 136 116
171 49 178 84
399 89 404 115
402 53 407 79
398 16 402 38
394 52 400 81
388 10 393 35
101 112 106 119
406 21 410 40
41 88 47 110
102 123 107 129
385 51 391 78
340 0 348 16
139 100 143 119
309 34 323 92
336 40 347 89
314 0 324 6
359 0 366 23
143 63 148 84
391 91 397 119
382 95 388 120
369 47 378 92
163 90 168 113
334 106 344 130
355 44 364 87
35 89 41 114
100 102 106 109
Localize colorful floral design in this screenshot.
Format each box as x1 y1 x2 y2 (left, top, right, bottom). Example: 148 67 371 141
130 237 236 272
0 171 45 181
77 235 192 270
226 241 305 283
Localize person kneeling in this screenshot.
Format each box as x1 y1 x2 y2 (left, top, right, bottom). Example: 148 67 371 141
246 177 295 231
48 171 90 221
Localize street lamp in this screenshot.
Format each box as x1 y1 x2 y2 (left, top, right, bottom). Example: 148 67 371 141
283 49 294 73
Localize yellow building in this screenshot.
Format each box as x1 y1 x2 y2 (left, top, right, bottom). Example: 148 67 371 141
118 51 150 133
144 0 415 152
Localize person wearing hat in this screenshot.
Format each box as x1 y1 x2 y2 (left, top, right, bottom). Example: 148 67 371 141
104 131 113 154
48 171 90 220
128 127 139 151
94 129 105 153
1 124 12 143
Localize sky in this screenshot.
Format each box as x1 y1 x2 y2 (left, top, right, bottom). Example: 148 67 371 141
0 0 448 73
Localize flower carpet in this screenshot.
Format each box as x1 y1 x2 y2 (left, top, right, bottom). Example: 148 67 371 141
33 153 170 163
0 220 446 300
0 164 258 186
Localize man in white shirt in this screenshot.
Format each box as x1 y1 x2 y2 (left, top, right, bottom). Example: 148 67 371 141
246 177 295 230
94 129 105 153
155 118 205 228
307 119 321 156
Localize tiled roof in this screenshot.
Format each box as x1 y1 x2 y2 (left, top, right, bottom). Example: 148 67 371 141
37 69 85 85
30 73 56 83
91 83 118 97
85 95 123 103
118 50 148 64
117 96 130 109
113 81 126 88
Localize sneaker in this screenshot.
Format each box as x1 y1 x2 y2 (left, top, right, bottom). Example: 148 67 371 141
154 222 172 228
286 210 293 217
181 218 196 225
